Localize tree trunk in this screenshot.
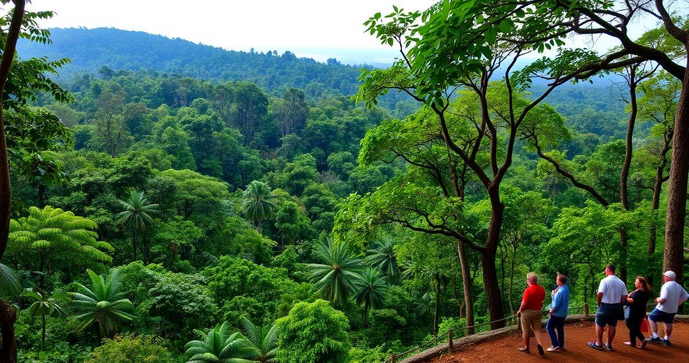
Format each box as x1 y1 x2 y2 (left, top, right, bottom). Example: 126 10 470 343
0 4 28 361
664 62 689 285
434 272 440 337
648 157 666 287
0 299 17 363
456 241 475 335
618 79 637 285
484 187 506 329
509 250 516 314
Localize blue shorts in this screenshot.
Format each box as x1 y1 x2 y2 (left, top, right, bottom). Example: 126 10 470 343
648 308 676 324
595 303 621 327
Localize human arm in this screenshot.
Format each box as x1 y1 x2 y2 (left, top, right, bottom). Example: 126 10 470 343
517 291 528 316
679 288 689 305
656 284 668 304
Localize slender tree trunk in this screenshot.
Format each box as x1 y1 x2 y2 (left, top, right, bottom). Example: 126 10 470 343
39 253 45 289
648 152 668 287
0 6 33 358
434 272 440 337
664 62 689 285
484 187 506 329
509 250 516 314
618 78 637 285
456 241 475 334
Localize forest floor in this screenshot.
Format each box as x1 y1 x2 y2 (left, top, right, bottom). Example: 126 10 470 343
430 320 689 363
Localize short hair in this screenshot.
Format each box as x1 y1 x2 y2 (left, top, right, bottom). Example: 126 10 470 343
557 274 567 284
527 272 538 283
606 264 615 273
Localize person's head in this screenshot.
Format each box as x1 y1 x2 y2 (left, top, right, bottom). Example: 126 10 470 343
663 270 676 283
604 264 615 276
527 272 538 286
556 274 567 287
635 276 651 292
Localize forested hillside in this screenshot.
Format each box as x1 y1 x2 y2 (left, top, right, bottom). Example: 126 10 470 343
1 2 687 363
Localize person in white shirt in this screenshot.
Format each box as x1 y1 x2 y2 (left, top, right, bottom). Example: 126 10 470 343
588 264 628 352
646 270 689 347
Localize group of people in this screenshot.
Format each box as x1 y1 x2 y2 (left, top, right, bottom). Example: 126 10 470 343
516 264 689 355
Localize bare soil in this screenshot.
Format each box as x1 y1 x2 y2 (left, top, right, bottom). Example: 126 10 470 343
431 321 689 363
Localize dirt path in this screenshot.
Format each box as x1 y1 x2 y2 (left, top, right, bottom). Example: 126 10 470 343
431 321 689 363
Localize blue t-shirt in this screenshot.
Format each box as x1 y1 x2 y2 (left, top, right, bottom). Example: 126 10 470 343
551 285 570 317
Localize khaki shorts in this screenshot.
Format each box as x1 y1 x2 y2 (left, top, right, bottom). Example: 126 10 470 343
521 309 543 337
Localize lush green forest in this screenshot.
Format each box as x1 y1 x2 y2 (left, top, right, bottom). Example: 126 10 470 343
0 2 687 363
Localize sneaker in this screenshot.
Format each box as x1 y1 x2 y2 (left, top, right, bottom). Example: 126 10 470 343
662 339 671 347
546 346 561 352
605 343 613 351
588 342 604 351
646 336 662 343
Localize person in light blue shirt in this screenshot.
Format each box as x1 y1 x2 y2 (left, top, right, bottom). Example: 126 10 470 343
546 274 570 352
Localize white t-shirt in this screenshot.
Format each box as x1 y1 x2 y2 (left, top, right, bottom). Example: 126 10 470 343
598 275 628 304
657 281 689 314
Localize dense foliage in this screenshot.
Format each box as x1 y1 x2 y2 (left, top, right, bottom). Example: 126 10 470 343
2 2 687 362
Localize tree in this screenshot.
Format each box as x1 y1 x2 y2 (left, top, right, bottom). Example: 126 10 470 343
242 181 276 232
183 322 254 363
275 300 351 363
0 4 70 359
365 237 401 283
275 88 309 136
90 89 133 158
116 190 159 262
22 288 64 349
69 269 136 338
354 268 387 327
241 317 278 363
8 206 113 288
307 239 363 307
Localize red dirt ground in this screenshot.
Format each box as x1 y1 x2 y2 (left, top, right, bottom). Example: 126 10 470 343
430 321 689 363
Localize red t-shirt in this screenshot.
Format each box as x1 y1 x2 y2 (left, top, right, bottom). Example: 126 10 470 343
522 284 545 310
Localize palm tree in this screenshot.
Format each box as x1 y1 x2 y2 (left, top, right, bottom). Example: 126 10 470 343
355 268 388 326
184 322 254 363
8 206 113 287
69 269 135 337
117 190 159 261
307 238 363 307
242 181 276 233
22 288 65 349
364 237 401 283
241 317 278 363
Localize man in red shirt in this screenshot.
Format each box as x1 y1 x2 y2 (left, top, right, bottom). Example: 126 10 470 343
517 272 546 355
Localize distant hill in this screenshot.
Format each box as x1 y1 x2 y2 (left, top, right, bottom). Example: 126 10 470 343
16 27 367 96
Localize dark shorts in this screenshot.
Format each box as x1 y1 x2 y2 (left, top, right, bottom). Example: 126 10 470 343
595 303 621 327
648 308 676 324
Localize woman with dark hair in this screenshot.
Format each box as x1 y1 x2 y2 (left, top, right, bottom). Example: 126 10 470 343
624 276 652 348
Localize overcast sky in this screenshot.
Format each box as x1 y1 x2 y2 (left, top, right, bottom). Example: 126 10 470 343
25 0 436 63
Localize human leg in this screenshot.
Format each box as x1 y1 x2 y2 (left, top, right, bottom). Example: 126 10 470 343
546 317 558 348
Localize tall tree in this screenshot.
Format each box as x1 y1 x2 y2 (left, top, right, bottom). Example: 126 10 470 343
354 267 387 327
116 190 159 262
22 288 64 349
307 238 363 307
242 180 276 233
0 3 26 359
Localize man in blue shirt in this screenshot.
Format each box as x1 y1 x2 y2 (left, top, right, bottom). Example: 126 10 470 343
546 274 570 352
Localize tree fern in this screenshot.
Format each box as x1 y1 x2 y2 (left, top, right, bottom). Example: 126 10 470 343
8 206 113 287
